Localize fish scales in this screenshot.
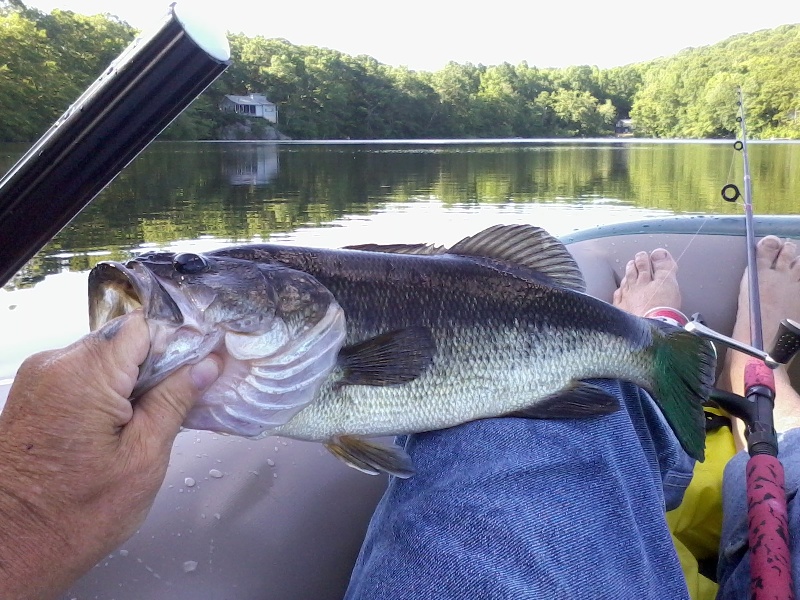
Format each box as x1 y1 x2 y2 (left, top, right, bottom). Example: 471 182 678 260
211 246 659 440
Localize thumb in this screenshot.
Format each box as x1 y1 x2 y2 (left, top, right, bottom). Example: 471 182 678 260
129 356 221 445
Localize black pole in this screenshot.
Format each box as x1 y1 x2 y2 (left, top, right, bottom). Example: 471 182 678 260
0 2 231 287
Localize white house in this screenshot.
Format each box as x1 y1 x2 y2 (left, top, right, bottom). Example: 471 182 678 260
615 118 634 136
220 94 278 123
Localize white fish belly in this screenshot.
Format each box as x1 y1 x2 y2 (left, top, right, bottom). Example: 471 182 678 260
274 326 653 442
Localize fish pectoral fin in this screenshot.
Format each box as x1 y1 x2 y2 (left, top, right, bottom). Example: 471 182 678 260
343 242 446 255
325 436 415 478
336 326 435 387
508 381 621 419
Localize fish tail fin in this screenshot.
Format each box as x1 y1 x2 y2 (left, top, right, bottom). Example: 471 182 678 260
646 321 717 462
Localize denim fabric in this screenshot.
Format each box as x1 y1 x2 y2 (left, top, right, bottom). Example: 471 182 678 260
717 428 800 599
345 380 695 600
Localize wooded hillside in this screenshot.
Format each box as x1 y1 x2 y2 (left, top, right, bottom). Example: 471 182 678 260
1 1 797 140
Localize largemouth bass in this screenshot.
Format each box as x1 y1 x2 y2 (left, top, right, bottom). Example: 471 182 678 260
89 225 716 477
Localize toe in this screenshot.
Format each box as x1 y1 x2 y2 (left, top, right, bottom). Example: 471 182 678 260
776 239 798 272
633 251 652 282
757 235 783 269
788 241 800 281
650 248 676 278
623 259 637 285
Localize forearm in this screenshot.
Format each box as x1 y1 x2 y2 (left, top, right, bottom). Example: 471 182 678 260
0 474 78 600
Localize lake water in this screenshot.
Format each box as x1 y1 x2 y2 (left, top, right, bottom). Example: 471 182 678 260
1 139 799 386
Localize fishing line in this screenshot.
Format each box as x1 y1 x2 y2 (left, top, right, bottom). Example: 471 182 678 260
726 146 738 189
666 94 755 312
620 92 746 314
620 216 707 314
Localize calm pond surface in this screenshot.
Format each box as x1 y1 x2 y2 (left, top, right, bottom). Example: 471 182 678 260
1 139 799 382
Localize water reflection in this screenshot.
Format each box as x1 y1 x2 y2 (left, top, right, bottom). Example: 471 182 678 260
2 140 799 290
223 144 279 186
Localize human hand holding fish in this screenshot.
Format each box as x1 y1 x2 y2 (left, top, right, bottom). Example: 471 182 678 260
88 224 716 478
0 312 221 600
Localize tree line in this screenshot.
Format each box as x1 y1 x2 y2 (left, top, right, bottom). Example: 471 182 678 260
1 1 798 141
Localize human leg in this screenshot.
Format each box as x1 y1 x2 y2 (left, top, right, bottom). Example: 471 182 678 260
344 382 693 600
718 236 800 447
614 248 729 600
717 236 800 597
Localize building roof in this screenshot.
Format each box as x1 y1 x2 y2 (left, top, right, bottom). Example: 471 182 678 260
224 94 274 106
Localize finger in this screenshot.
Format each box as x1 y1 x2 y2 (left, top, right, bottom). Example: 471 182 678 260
128 356 221 447
4 313 150 432
78 311 150 399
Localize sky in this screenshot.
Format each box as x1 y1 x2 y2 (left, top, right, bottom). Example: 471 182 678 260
22 0 800 72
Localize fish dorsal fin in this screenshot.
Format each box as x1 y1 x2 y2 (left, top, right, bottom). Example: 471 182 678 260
448 224 586 292
336 326 436 387
344 243 446 255
325 435 415 478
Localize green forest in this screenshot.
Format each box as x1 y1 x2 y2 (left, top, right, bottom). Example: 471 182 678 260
1 0 799 141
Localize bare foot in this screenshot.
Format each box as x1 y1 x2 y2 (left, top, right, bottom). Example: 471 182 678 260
721 236 800 449
613 249 682 317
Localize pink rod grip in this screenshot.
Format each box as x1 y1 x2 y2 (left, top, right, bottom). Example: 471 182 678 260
747 454 795 599
745 358 776 395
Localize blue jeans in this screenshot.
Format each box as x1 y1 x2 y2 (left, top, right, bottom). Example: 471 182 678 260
344 380 696 599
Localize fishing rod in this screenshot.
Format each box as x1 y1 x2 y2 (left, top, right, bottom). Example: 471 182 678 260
736 88 795 600
691 88 798 599
733 88 796 600
727 89 793 600
0 2 231 288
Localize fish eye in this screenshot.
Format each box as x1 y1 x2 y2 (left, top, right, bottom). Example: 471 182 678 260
173 253 209 275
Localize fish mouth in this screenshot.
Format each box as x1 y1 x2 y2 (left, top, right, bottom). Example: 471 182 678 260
88 261 182 331
89 260 212 398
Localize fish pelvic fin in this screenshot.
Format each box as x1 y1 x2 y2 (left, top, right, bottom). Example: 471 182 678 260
508 381 621 419
325 436 415 478
336 326 435 387
646 321 717 462
448 224 586 292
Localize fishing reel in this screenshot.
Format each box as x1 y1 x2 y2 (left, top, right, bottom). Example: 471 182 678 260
686 316 800 369
686 315 800 448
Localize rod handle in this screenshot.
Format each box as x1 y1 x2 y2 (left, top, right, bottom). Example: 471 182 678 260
747 454 795 599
